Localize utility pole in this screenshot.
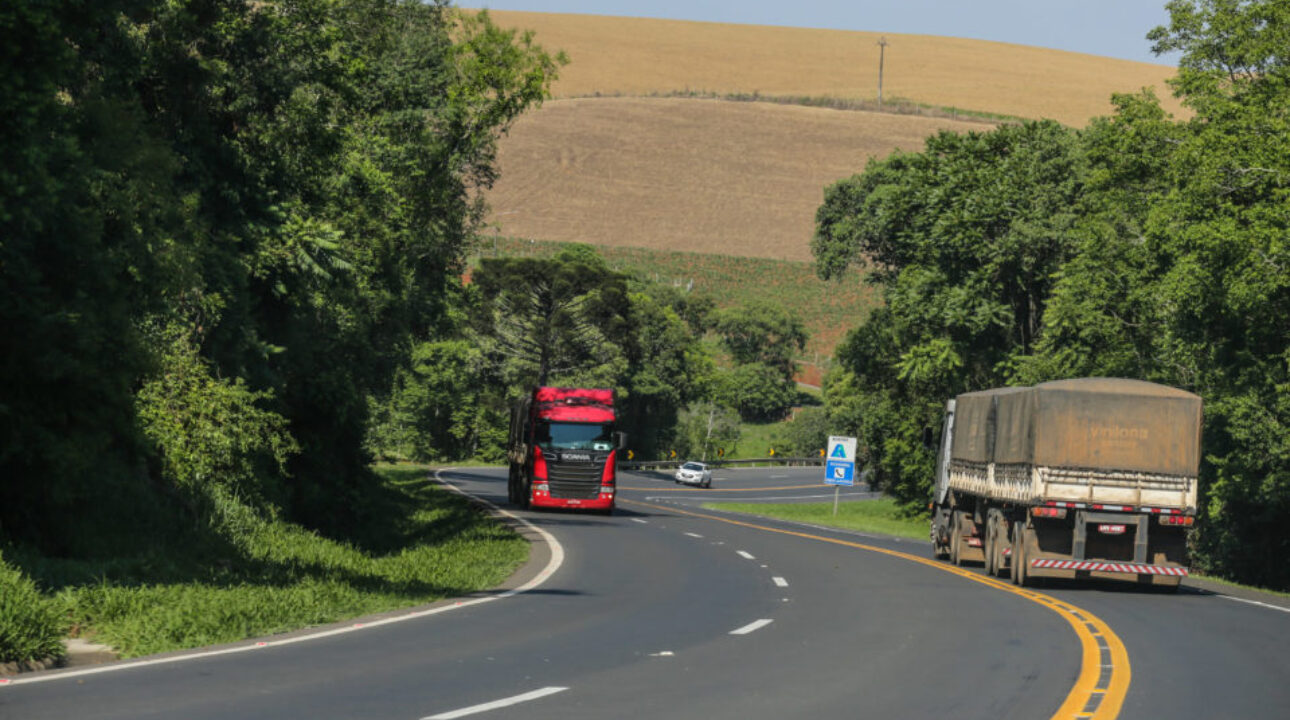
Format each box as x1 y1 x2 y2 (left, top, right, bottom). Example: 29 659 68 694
877 36 889 105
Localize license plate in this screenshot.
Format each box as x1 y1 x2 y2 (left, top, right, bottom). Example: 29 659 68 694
1098 524 1127 535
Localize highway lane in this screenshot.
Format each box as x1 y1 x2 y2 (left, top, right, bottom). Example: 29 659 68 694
4 466 1287 719
640 467 1290 719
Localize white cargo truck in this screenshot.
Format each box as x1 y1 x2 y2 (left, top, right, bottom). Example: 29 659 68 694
929 378 1201 588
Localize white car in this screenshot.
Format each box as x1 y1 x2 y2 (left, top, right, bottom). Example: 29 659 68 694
674 461 712 488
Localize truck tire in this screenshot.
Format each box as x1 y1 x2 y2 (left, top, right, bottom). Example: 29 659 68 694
950 511 965 566
518 477 531 510
1013 524 1036 587
983 515 996 575
993 517 1011 579
1011 523 1024 585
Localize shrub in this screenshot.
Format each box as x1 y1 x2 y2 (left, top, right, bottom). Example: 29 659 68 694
0 555 65 665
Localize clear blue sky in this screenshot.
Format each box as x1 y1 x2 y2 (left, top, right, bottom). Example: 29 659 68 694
466 1 1179 65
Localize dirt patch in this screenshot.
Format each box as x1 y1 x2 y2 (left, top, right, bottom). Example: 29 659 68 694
484 97 988 262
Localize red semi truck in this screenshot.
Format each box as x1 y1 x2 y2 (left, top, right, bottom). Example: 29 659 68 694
507 387 625 514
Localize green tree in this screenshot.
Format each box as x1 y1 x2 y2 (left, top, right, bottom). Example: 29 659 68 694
675 402 742 462
1140 0 1290 588
1 0 563 548
616 280 715 458
781 406 833 459
472 249 630 387
813 121 1085 510
711 299 807 377
715 363 797 422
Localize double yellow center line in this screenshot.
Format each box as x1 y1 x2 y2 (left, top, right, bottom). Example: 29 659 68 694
624 499 1130 720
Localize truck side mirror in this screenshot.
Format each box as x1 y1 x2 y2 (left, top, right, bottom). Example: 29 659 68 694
615 431 628 450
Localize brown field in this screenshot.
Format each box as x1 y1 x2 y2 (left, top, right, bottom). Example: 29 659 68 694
473 10 1188 358
481 10 1185 127
484 97 988 261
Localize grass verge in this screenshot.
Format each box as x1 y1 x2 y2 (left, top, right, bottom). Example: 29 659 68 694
17 465 526 660
706 497 928 540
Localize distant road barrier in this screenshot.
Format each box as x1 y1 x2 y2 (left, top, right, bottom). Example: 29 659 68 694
619 457 823 471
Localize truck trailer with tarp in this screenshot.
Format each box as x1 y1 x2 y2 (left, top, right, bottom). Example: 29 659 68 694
929 378 1201 588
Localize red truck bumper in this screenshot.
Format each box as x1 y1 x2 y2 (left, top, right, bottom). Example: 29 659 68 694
529 491 615 512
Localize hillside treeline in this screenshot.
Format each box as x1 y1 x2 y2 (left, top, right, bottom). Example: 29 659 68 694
0 0 565 560
815 0 1289 590
367 245 810 464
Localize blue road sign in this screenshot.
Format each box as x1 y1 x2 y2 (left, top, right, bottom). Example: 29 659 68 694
825 460 855 485
824 435 857 486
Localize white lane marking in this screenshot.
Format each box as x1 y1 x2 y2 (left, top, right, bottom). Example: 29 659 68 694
772 577 789 587
422 687 569 719
649 651 675 657
631 518 648 524
684 532 704 539
730 619 774 635
737 551 755 560
1218 595 1290 614
3 469 566 688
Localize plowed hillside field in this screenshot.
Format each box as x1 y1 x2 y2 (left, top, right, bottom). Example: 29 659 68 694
483 10 1184 127
479 11 1185 264
485 97 988 262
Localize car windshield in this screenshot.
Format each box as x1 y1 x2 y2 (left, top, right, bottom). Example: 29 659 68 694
681 463 705 471
536 421 614 452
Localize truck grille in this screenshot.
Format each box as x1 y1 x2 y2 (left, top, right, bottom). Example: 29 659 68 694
547 461 602 499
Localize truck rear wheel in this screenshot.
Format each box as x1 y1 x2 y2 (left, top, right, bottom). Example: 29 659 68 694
950 511 965 566
983 515 996 575
1012 524 1036 587
993 518 1011 578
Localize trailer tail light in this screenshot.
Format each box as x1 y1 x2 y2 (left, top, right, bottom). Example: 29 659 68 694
532 445 549 480
1032 507 1067 519
1159 515 1195 527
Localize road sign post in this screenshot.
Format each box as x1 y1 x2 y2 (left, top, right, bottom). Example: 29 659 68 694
825 436 857 516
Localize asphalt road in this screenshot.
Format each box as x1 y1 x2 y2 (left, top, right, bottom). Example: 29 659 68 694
3 466 1288 719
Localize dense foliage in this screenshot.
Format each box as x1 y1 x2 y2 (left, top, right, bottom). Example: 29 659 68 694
0 553 65 666
0 0 560 662
815 0 1290 589
710 300 807 421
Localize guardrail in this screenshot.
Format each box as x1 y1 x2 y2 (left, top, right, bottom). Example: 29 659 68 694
619 457 824 470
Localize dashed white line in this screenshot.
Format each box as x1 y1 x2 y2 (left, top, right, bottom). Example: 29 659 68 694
737 551 755 560
422 687 569 719
772 577 789 587
730 619 774 635
631 519 648 524
684 532 704 539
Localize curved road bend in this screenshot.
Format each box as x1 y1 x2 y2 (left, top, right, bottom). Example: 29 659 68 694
3 466 1288 719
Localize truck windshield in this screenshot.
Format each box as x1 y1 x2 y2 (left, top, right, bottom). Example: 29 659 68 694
536 421 614 452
